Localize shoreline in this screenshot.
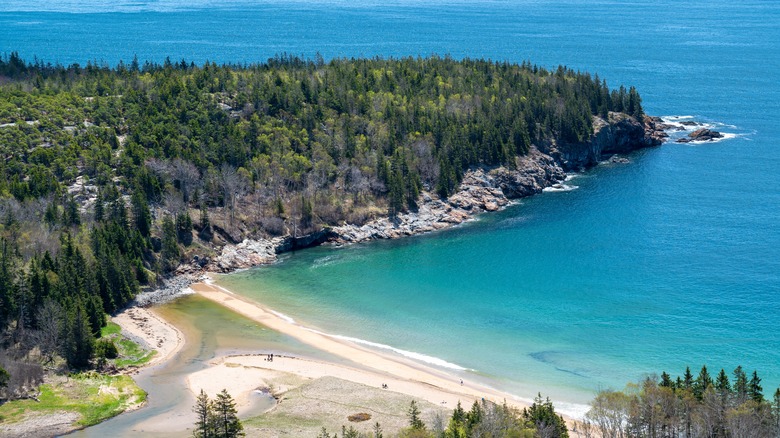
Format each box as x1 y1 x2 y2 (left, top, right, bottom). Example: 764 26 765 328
189 279 531 412
111 304 187 370
103 116 680 433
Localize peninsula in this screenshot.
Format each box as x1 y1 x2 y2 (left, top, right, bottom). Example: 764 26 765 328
0 53 668 435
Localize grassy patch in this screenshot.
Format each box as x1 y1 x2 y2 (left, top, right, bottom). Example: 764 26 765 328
113 338 155 368
245 412 322 429
0 373 146 427
100 319 155 368
100 321 122 337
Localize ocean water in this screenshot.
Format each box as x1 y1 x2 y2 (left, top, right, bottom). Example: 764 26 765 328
3 0 780 416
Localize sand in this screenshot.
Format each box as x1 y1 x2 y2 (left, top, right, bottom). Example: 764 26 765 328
188 280 530 413
111 278 545 435
112 305 185 368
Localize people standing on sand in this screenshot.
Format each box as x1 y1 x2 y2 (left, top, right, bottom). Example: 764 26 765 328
460 379 463 385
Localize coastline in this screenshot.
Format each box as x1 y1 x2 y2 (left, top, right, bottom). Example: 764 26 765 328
102 114 678 433
111 305 187 370
189 279 529 411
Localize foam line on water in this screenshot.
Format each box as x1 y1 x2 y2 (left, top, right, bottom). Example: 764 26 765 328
302 327 469 371
269 310 296 324
543 184 579 193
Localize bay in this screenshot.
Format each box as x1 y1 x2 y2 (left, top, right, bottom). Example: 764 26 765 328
3 0 779 415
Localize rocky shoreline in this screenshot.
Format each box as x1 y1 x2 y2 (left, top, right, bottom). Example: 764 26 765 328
161 112 666 282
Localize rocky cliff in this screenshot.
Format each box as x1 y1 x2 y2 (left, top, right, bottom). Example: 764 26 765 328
198 113 666 272
542 112 665 171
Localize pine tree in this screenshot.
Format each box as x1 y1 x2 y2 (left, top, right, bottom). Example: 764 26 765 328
161 215 180 272
0 365 8 389
176 211 193 246
62 302 95 369
213 389 244 437
773 388 780 435
372 422 383 438
715 368 731 400
695 365 713 400
660 371 673 388
199 205 212 241
683 366 694 390
342 425 358 438
734 366 748 404
522 393 570 438
193 389 213 438
748 370 764 403
131 191 152 237
408 400 425 430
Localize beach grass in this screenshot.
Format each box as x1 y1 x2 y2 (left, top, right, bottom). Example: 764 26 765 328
244 376 446 437
0 373 146 427
100 320 156 368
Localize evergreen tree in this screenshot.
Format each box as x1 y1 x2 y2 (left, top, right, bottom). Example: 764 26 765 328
62 302 95 369
522 393 569 438
341 425 358 438
683 366 694 391
734 366 748 404
176 211 193 246
199 205 212 241
372 422 383 438
0 365 9 389
193 389 213 438
773 388 780 435
748 370 764 403
161 215 180 271
408 400 425 430
213 389 244 438
694 365 713 400
660 371 673 388
131 190 152 237
466 400 483 435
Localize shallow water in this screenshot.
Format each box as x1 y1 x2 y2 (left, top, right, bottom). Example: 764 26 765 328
4 0 779 421
72 295 328 437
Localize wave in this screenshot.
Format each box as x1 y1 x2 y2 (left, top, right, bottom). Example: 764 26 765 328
681 132 740 145
269 310 296 324
554 400 592 420
543 183 578 193
660 115 751 144
303 327 469 371
310 255 341 270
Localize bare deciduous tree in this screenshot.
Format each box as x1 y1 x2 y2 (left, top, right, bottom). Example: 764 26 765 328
33 299 63 365
218 164 248 224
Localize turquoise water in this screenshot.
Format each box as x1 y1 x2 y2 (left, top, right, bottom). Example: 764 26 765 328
3 0 780 414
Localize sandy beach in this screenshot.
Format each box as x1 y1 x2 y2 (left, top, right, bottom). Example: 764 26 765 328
112 304 186 369
188 280 529 412
109 278 548 436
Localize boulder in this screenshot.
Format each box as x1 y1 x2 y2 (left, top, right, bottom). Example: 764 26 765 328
676 128 723 143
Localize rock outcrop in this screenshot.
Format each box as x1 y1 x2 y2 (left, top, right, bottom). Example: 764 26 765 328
541 112 665 171
197 113 667 272
676 128 723 143
207 237 285 272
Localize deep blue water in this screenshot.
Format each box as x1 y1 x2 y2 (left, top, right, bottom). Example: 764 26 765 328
3 0 779 414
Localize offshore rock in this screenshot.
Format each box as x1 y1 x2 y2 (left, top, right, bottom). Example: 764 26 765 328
676 128 723 143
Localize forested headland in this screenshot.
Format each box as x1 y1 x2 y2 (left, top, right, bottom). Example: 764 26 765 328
0 52 648 389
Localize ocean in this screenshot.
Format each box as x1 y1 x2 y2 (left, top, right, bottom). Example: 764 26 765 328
3 0 779 417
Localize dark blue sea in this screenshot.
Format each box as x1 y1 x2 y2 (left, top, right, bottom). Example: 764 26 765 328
3 0 779 416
